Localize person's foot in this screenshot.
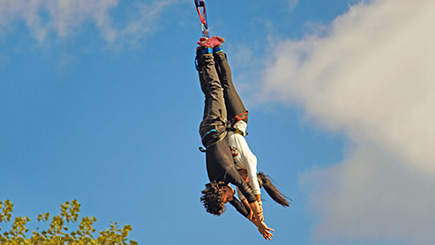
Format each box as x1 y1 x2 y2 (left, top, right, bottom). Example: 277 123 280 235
196 37 213 56
196 36 225 49
196 37 210 48
207 36 225 47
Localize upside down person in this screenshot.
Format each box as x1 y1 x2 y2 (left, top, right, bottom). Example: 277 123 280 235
210 37 290 215
195 36 271 239
196 36 288 240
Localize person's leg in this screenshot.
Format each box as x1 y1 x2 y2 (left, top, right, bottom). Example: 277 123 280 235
213 49 248 125
197 50 227 147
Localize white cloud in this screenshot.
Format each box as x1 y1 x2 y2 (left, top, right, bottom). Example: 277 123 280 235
118 0 175 46
288 0 298 11
0 0 175 44
301 146 435 244
58 0 119 41
262 0 435 243
0 0 54 41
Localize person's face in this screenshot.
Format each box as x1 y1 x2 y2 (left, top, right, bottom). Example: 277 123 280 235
221 185 235 203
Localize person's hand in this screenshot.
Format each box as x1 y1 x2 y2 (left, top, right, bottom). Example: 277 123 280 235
257 221 274 240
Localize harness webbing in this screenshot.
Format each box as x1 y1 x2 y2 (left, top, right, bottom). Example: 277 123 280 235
234 111 248 123
194 0 209 37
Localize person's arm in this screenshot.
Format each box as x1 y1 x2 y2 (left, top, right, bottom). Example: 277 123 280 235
232 133 264 220
249 201 263 223
229 197 250 218
240 199 273 240
225 164 256 203
236 186 246 202
241 198 253 222
234 133 261 200
226 166 263 222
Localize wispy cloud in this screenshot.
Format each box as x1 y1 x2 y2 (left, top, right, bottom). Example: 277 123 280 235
0 0 175 45
261 0 435 243
58 0 119 42
117 0 175 46
288 0 298 11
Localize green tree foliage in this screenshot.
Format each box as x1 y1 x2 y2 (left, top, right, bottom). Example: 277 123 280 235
0 200 137 245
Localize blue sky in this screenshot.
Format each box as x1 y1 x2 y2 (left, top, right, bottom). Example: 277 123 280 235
1 0 434 244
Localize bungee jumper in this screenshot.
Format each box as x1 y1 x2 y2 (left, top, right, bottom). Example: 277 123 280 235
194 0 290 241
195 37 290 240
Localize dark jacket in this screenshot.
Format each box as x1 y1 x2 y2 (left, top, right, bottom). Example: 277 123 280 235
205 137 257 204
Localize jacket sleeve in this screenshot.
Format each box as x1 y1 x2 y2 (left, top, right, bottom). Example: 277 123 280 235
226 167 257 203
236 186 246 201
229 198 250 218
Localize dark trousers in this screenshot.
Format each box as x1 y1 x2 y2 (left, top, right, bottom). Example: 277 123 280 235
213 52 248 125
197 53 227 148
198 51 249 147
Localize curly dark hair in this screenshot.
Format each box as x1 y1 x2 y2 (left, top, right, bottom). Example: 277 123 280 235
200 181 227 216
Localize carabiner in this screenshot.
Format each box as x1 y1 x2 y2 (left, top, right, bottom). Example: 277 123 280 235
194 0 209 37
195 0 205 7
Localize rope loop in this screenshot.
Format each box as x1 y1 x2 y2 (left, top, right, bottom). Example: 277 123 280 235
194 0 209 37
